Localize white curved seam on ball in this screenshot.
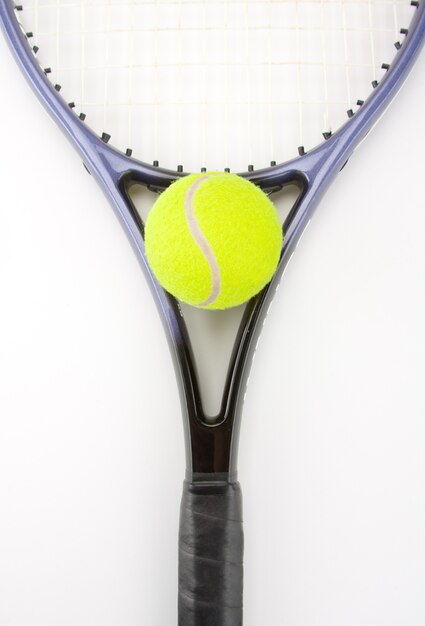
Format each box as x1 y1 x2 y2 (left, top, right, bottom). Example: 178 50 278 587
184 176 221 306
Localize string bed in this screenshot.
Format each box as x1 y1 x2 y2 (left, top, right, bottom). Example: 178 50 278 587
18 0 414 172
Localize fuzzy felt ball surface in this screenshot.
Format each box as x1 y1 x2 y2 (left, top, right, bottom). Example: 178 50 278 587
144 173 283 310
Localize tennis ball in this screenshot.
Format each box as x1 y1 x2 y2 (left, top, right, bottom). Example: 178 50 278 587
144 172 282 310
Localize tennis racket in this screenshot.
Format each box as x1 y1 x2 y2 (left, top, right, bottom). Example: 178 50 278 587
1 0 424 624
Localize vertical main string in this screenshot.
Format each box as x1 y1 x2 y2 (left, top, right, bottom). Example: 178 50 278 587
176 0 183 168
224 0 230 169
392 0 400 43
341 0 352 111
295 0 303 151
244 0 253 167
368 0 377 82
55 0 60 81
80 0 85 121
129 0 135 154
320 0 330 135
202 0 207 169
153 0 159 162
103 0 111 139
34 0 39 57
267 0 274 162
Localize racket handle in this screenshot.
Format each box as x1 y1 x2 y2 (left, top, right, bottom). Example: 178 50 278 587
178 478 244 626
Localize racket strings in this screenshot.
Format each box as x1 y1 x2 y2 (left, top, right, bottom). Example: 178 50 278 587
16 0 415 172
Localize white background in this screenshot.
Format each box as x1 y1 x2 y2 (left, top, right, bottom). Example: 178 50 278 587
0 29 425 626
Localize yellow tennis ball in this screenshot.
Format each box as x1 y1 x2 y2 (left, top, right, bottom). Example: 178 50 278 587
144 172 283 310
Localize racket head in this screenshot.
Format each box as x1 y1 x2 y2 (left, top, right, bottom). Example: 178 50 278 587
2 0 424 190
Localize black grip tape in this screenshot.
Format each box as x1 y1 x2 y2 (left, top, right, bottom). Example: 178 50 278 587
178 479 243 626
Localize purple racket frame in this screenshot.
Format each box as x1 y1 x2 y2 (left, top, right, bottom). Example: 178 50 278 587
1 0 424 623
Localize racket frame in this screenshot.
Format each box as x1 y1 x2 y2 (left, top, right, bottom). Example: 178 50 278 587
1 0 425 481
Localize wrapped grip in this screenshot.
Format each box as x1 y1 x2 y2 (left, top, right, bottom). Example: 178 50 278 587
178 479 243 626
